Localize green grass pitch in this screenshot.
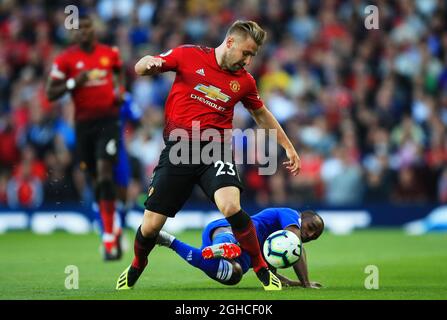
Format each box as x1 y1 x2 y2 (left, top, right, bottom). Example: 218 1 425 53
0 229 446 300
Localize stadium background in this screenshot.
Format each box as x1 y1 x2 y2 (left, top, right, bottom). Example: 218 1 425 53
0 0 446 300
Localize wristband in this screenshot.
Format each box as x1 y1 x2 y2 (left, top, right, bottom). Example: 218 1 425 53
66 78 76 90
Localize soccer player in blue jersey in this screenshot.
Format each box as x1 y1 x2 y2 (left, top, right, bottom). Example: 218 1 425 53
156 208 324 288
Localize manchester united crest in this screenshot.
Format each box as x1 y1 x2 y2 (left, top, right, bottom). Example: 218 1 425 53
100 56 110 67
229 80 240 93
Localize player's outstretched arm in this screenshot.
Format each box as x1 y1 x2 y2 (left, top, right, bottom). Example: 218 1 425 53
291 246 321 289
275 272 322 288
249 106 301 176
134 55 166 76
285 225 322 289
271 265 320 288
274 271 302 287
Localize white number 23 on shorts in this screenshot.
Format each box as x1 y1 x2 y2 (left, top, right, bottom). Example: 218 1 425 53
214 161 236 176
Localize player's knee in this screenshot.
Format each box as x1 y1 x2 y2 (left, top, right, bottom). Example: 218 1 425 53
140 223 159 238
217 202 241 218
140 211 165 238
96 178 116 200
96 159 114 178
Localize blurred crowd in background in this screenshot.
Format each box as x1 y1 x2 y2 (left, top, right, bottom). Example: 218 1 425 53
1 0 447 209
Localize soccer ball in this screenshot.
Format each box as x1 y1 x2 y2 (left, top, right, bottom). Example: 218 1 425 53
263 230 302 269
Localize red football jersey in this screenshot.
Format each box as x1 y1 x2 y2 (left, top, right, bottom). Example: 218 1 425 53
50 43 122 121
155 45 264 140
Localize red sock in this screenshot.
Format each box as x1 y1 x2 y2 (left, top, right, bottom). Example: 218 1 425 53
232 220 268 272
99 200 115 235
131 226 156 271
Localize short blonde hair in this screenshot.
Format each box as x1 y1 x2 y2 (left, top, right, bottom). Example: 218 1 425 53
226 20 267 46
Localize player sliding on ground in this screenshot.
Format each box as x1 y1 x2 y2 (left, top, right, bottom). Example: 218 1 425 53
156 208 324 288
116 20 301 291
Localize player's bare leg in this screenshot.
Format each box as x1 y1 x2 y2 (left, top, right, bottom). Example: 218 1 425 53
116 210 167 290
214 186 281 290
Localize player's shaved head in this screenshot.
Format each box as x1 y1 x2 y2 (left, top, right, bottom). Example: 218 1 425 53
300 210 324 242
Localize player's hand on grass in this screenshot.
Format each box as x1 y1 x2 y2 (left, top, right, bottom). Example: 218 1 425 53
301 281 322 289
283 148 301 176
275 272 303 288
282 280 322 289
281 279 301 287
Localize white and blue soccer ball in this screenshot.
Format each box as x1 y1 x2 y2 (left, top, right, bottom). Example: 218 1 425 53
263 230 302 269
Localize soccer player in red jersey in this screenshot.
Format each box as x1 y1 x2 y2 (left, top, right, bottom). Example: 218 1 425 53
46 14 125 261
116 20 301 290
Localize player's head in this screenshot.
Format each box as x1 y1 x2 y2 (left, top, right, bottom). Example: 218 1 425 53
300 210 324 243
221 20 267 72
76 12 95 46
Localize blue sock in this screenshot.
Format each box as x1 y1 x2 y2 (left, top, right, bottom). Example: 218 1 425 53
170 239 234 282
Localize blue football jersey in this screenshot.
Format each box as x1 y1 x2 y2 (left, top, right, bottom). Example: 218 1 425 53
251 207 302 246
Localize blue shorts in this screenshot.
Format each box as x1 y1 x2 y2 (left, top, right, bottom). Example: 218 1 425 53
201 219 252 274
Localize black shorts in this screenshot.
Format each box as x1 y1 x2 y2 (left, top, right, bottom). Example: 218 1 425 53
144 140 244 217
75 117 120 176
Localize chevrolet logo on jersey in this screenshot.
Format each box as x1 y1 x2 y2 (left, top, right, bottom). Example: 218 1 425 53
194 84 230 103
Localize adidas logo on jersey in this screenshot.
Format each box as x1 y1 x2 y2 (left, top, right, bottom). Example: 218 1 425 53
186 250 193 261
196 68 205 76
